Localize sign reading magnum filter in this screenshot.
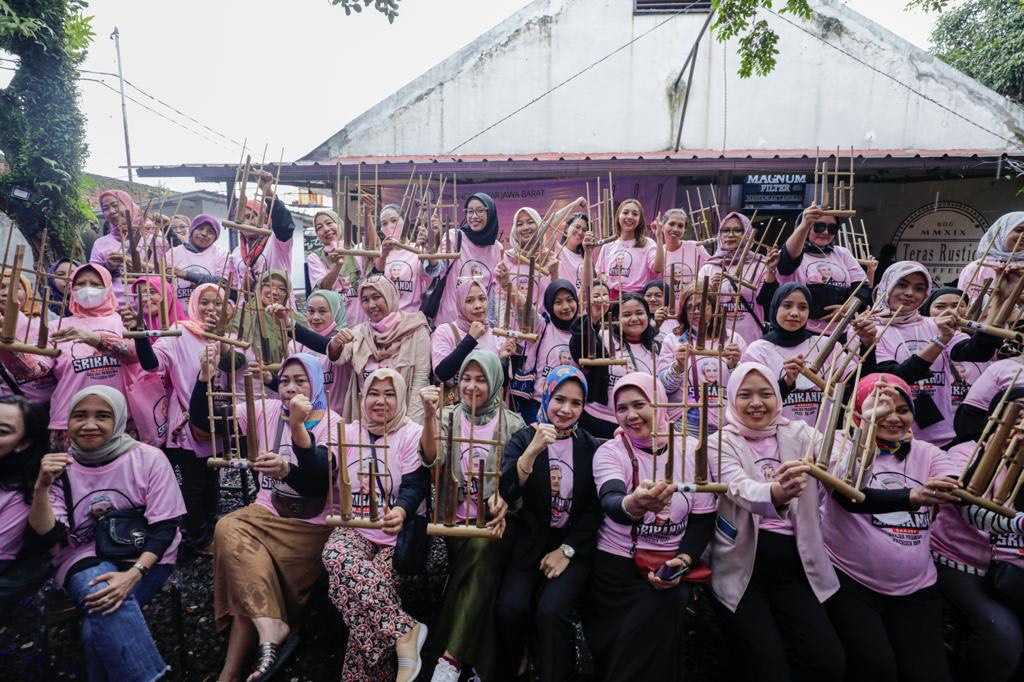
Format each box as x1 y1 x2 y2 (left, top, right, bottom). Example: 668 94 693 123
892 201 987 285
742 173 807 210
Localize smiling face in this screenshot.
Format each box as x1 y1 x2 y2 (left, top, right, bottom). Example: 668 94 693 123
459 362 490 412
514 211 538 249
877 389 914 442
809 215 838 248
191 222 218 250
928 292 968 318
663 212 687 244
776 290 809 332
465 198 488 232
888 272 929 312
734 371 779 430
101 197 128 236
365 377 398 426
306 295 334 330
278 361 312 403
170 217 190 242
0 403 27 459
614 386 653 441
196 289 221 330
136 282 162 318
617 201 642 239
552 289 578 322
547 380 584 430
462 283 487 323
380 208 403 240
719 217 746 251
53 261 73 295
565 218 586 249
619 298 649 342
1005 221 1024 252
68 395 115 450
315 213 339 247
589 284 610 319
643 287 664 312
260 275 288 307
360 287 390 323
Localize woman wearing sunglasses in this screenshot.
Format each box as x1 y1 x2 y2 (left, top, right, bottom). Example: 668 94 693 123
777 205 873 333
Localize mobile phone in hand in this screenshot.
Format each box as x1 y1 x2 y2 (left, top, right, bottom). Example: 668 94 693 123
655 561 685 582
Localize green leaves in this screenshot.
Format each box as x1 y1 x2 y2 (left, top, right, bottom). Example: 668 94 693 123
711 0 812 78
330 0 400 24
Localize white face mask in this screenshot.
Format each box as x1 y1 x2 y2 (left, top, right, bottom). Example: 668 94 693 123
74 286 108 309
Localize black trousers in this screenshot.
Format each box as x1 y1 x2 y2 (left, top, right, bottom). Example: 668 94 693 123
165 447 219 548
827 569 952 682
496 549 590 682
584 550 687 681
937 563 1024 682
715 531 845 682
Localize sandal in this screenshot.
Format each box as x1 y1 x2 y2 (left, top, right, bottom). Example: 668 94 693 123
396 621 428 682
246 632 300 682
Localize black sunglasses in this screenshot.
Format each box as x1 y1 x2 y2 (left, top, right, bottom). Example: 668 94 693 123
812 222 840 235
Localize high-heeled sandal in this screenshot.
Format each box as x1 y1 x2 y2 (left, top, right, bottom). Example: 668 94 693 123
246 632 300 682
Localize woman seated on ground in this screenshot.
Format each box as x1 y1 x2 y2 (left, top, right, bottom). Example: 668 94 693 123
0 396 50 609
709 362 845 682
28 386 185 681
820 373 960 682
419 349 526 682
497 365 600 682
320 368 431 682
586 372 716 681
190 352 341 682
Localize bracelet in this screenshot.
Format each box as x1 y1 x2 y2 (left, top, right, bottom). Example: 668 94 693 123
131 562 149 577
930 336 951 347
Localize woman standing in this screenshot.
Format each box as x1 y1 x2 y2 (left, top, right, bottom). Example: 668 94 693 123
959 211 1024 299
697 211 768 344
91 189 142 304
306 208 365 326
46 258 77 318
524 280 581 408
658 208 708 297
586 372 716 680
430 278 506 385
710 362 845 682
497 366 599 682
168 213 229 308
321 368 431 682
419 350 525 682
29 386 185 681
226 174 296 289
433 193 504 327
595 198 663 300
555 213 588 290
374 204 438 313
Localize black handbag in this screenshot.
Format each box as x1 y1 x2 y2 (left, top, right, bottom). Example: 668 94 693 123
266 419 327 520
61 473 149 563
419 231 462 319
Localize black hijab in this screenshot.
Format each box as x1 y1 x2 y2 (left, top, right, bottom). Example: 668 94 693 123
920 286 962 316
763 283 814 348
460 192 499 247
642 279 670 302
543 278 579 332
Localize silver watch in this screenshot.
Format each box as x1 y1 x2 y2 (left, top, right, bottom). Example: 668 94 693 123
560 544 575 559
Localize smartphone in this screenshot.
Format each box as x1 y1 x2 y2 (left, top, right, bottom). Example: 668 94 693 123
655 561 685 582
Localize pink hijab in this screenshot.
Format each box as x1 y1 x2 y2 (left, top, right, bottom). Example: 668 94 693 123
612 371 669 450
359 275 402 334
707 211 753 267
98 189 142 237
723 361 789 441
180 282 227 337
68 264 119 318
131 275 186 330
454 276 487 333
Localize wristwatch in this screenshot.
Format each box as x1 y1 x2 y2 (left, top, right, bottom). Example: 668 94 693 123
131 562 149 577
560 544 575 559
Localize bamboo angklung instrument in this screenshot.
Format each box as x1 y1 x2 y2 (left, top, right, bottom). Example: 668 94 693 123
0 245 60 357
207 372 262 469
960 267 1024 343
325 411 391 528
494 254 540 343
801 352 865 502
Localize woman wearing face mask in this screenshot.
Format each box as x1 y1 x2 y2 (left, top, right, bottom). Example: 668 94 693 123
320 368 431 682
656 208 708 298
523 280 581 410
709 362 845 682
569 293 660 439
29 386 185 682
777 205 873 333
586 372 716 680
497 366 599 682
418 350 525 682
874 261 999 446
127 283 243 552
0 264 139 446
432 193 504 327
46 258 77 318
595 198 664 300
227 173 296 290
959 211 1024 300
326 275 431 424
698 212 770 344
741 283 873 427
431 277 513 385
168 214 229 308
820 373 960 682
658 284 745 435
91 189 142 304
190 353 341 682
0 396 51 608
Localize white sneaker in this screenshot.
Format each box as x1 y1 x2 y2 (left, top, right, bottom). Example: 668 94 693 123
431 658 461 682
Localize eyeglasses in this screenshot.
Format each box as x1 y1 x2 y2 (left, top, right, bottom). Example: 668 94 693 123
466 208 488 217
812 222 839 235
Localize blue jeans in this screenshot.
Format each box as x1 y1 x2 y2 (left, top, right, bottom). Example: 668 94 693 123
64 561 173 682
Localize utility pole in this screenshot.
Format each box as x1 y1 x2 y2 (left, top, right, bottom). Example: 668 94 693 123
110 27 134 189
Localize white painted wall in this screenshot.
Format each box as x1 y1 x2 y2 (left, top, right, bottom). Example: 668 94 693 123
307 0 1024 159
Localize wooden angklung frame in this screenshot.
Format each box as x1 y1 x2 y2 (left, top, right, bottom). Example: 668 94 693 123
0 238 59 358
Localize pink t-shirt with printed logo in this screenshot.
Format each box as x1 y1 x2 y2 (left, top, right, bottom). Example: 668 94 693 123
777 247 866 333
744 435 794 535
548 438 574 529
341 420 423 546
454 412 500 522
595 239 658 297
584 339 656 425
951 360 987 411
123 364 170 448
150 330 217 455
697 260 766 345
48 444 186 586
0 313 57 404
664 242 708 299
820 439 957 595
167 244 229 306
593 434 717 558
0 488 30 561
435 229 503 327
963 357 1024 412
383 248 432 314
557 247 584 291
530 324 577 400
657 331 747 429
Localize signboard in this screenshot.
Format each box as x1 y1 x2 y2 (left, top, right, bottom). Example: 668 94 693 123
891 201 988 285
742 173 807 210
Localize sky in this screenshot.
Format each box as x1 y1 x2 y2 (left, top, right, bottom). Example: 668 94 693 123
3 0 941 196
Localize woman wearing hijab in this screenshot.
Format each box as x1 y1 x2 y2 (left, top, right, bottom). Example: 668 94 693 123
419 349 526 682
237 268 297 369
697 211 770 344
657 207 708 298
297 288 349 409
327 275 431 423
778 205 873 332
497 206 550 312
373 204 441 312
431 277 507 388
642 279 673 340
523 280 581 407
46 258 76 318
191 353 341 682
874 261 999 446
920 286 987 414
657 284 745 435
91 189 142 304
305 208 366 326
594 198 663 300
959 211 1024 299
433 192 504 327
28 386 185 681
227 176 297 290
709 362 845 682
586 371 716 680
497 365 600 682
820 373 959 682
168 213 229 307
321 368 431 682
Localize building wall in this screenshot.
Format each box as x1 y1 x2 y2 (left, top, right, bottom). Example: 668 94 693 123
309 0 1024 159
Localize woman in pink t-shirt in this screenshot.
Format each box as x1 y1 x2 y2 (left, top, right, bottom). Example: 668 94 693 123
820 373 959 682
29 386 185 681
585 372 716 681
555 212 588 290
430 277 512 388
168 213 230 307
709 362 844 682
374 204 441 313
525 280 581 408
433 192 504 327
194 353 341 682
659 208 709 298
306 208 363 326
320 368 431 681
958 211 1024 299
594 198 663 300
91 189 142 304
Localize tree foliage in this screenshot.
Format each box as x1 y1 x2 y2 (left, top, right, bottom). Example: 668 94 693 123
330 0 400 24
710 0 812 78
0 0 93 256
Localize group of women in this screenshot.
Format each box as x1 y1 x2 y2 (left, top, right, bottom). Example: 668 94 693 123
1 185 1024 682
